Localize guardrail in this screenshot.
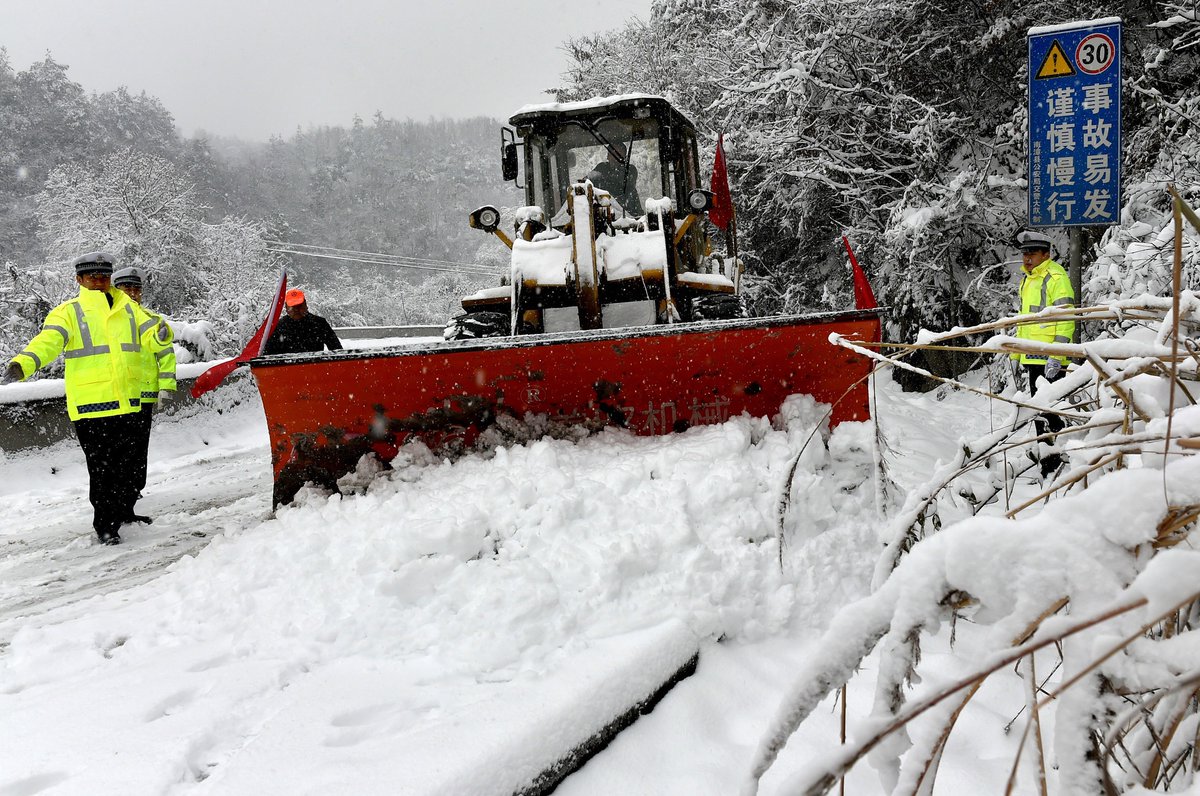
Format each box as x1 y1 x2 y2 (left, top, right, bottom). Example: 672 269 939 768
332 325 443 340
0 367 254 453
0 396 78 453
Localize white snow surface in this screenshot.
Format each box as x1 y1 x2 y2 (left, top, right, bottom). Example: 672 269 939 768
0 374 887 795
2 368 1190 794
596 229 669 280
679 272 737 289
643 197 673 215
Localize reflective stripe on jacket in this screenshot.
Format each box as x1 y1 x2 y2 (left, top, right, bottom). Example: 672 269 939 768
1013 258 1075 366
134 309 177 404
8 287 173 420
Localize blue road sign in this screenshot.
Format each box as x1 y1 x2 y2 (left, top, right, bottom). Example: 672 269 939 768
1027 18 1122 227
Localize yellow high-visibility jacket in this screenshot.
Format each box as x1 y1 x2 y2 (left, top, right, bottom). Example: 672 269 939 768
133 308 177 405
8 287 174 420
1012 258 1074 366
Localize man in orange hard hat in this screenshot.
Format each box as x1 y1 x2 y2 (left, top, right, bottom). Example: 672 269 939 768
262 288 343 356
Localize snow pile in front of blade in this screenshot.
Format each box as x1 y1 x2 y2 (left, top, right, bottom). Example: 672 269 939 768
2 397 876 687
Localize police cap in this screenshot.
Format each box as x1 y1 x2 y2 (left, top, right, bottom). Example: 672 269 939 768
1016 231 1054 253
112 266 146 287
72 251 117 275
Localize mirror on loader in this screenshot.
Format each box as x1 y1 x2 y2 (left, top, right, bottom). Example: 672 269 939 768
502 143 519 182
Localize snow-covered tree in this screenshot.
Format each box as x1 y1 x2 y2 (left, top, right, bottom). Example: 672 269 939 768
557 0 1200 347
21 149 280 356
36 149 206 313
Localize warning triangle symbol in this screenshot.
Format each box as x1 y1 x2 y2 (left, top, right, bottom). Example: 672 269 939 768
1036 40 1076 79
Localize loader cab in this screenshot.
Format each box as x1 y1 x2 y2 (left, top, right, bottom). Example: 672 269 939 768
508 96 703 228
451 94 740 340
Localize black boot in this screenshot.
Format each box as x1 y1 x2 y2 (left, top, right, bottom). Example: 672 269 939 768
1040 454 1063 481
96 527 123 545
123 513 153 525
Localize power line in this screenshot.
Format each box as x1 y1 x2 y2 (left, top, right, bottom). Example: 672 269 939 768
267 247 500 277
276 242 487 267
266 240 501 272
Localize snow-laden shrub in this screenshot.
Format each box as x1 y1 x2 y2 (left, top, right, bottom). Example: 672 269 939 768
748 284 1200 795
169 319 215 363
1086 216 1200 303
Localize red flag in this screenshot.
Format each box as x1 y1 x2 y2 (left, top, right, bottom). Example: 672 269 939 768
841 235 878 310
709 133 733 230
191 270 288 398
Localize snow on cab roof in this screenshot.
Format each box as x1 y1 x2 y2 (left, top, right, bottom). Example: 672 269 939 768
510 93 694 126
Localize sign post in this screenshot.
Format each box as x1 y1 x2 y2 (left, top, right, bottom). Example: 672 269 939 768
1027 17 1122 317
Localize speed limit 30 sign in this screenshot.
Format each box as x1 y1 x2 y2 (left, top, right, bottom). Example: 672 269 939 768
1027 18 1122 227
1076 33 1116 75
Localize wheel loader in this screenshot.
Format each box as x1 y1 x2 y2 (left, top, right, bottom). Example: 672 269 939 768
250 94 881 506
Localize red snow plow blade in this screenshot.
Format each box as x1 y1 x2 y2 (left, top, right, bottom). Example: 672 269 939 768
251 310 881 506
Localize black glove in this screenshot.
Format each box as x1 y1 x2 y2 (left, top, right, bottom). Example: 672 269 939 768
1 362 22 385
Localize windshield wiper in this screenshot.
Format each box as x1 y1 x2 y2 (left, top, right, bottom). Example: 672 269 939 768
568 119 626 164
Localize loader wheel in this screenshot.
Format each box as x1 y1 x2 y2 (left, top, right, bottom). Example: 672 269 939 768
691 293 748 321
444 311 510 340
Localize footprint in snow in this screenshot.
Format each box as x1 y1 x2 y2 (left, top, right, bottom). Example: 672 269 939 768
143 687 198 722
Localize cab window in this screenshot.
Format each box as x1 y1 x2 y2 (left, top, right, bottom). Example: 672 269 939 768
526 118 662 221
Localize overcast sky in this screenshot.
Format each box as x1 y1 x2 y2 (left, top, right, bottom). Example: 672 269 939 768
2 0 652 141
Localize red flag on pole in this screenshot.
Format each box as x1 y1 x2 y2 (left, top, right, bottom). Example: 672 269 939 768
709 133 733 230
841 235 878 310
191 269 288 399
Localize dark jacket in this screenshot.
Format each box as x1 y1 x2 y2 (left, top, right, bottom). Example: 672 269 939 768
263 313 343 356
587 160 641 215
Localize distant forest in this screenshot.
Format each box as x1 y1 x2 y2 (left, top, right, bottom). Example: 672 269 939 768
0 49 518 360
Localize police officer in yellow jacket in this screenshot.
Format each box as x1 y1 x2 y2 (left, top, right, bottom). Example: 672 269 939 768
1012 230 1075 383
1 252 173 545
113 265 176 522
1011 230 1074 477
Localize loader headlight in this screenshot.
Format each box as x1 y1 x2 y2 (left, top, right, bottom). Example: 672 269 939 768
687 189 713 213
469 205 501 233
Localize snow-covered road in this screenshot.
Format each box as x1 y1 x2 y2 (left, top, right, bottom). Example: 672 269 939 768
0 382 272 650
0 457 269 650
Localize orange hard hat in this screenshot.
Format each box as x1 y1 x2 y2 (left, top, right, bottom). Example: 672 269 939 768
284 288 306 307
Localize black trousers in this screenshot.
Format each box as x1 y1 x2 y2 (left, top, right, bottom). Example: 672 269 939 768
73 412 140 537
130 402 154 497
1025 362 1065 395
1026 363 1065 474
